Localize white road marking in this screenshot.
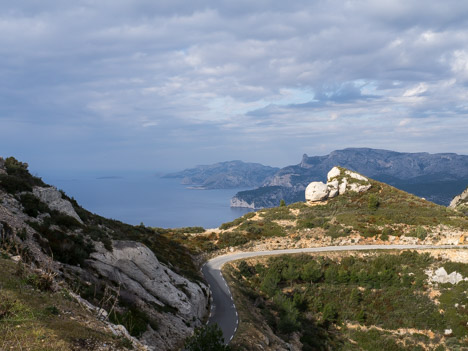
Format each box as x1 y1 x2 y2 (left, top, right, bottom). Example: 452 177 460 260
230 336 233 341
235 311 238 316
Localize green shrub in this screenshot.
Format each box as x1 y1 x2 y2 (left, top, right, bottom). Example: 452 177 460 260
110 306 155 337
368 194 380 210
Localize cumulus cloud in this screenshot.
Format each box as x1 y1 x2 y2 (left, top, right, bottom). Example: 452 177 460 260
0 0 468 170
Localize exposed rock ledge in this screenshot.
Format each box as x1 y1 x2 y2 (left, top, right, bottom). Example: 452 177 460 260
87 241 209 351
33 186 83 224
305 167 371 202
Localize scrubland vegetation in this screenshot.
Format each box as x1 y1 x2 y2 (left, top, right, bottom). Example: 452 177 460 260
225 251 468 350
169 179 468 254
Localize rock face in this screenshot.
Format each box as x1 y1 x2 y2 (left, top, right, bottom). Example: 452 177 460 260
305 167 371 202
88 241 209 351
232 148 468 208
449 186 468 208
33 186 83 224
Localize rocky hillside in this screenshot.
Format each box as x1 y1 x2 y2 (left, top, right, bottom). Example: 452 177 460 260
0 157 209 351
232 148 468 208
178 167 468 257
163 160 279 189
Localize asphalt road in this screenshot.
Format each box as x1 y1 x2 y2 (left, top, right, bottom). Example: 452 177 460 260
201 244 468 344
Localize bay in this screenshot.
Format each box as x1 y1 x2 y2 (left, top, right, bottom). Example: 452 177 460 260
40 171 252 229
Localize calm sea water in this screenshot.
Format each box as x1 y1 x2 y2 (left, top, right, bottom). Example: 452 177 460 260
40 172 252 229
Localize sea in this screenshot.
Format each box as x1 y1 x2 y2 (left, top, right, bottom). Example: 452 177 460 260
40 171 253 229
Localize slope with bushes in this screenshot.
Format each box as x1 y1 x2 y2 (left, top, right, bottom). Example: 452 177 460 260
224 250 468 350
0 156 209 351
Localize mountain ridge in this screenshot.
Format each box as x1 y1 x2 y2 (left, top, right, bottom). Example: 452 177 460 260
232 148 468 208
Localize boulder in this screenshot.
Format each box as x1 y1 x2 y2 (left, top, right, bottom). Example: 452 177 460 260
327 167 341 181
305 182 329 201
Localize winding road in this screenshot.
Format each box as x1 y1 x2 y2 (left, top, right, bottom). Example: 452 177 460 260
201 244 468 344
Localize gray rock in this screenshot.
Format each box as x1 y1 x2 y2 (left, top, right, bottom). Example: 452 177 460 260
89 241 208 351
33 187 83 224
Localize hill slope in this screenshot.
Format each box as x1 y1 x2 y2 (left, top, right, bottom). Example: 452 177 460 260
0 156 209 351
232 148 468 208
179 167 468 256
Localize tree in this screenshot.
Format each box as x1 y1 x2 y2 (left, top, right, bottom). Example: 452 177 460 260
280 199 286 207
185 324 231 351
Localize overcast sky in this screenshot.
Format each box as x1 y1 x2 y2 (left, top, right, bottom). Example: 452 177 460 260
1 0 468 173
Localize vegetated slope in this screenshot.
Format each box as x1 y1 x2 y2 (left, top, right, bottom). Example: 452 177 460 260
0 256 136 350
224 250 468 350
163 160 279 189
231 148 468 208
176 169 468 255
0 156 209 351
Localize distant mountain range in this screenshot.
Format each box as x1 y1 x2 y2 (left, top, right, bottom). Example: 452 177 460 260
232 148 468 208
162 160 279 189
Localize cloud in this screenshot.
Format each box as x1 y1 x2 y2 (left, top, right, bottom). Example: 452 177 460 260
0 0 468 171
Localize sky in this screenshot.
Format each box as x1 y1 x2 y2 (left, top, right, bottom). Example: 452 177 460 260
1 0 468 174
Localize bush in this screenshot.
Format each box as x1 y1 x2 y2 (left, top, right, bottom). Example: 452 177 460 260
110 306 155 337
217 231 248 248
184 324 231 351
0 157 45 194
368 194 380 210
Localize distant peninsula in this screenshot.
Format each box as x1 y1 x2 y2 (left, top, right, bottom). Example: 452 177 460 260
162 160 279 189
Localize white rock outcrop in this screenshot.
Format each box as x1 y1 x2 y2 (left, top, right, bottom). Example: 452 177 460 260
427 267 467 285
89 241 209 351
33 186 83 223
305 167 371 202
